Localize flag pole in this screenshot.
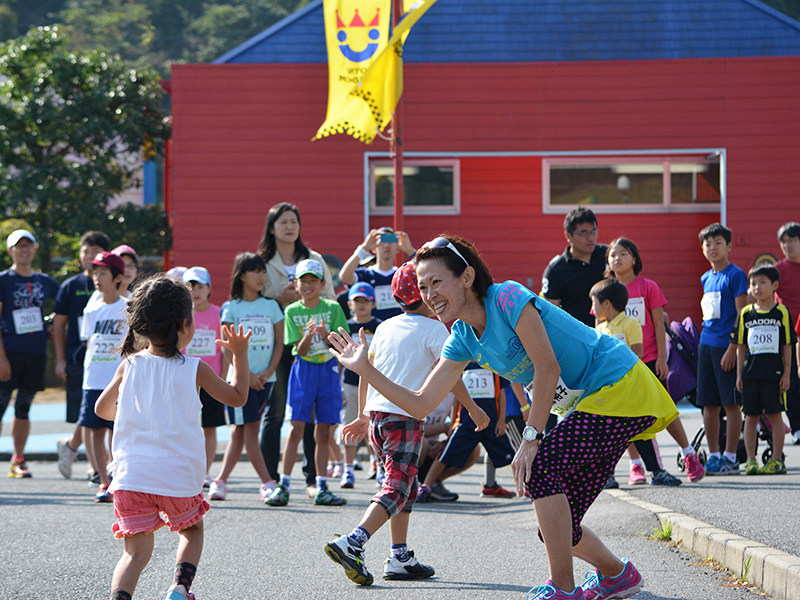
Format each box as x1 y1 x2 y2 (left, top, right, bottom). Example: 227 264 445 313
391 0 404 258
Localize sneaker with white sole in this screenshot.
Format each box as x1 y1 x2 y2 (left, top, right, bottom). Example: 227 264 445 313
57 438 78 479
165 584 196 600
706 456 739 475
383 551 435 580
203 473 212 489
627 463 646 485
684 452 705 482
340 471 355 488
581 558 642 600
260 481 279 501
208 479 227 500
528 580 585 599
315 487 347 506
325 534 373 586
429 480 458 502
265 485 289 507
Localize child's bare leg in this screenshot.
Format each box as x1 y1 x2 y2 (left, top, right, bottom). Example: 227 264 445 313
88 427 110 486
573 524 625 578
767 412 785 460
626 443 640 459
422 459 447 487
344 444 357 465
328 433 342 463
357 501 390 536
203 427 217 473
314 423 332 479
242 421 273 483
216 426 244 482
111 532 154 598
83 427 97 474
388 510 410 546
703 406 721 453
722 404 743 455
744 415 759 459
281 421 306 477
665 416 691 448
176 520 204 572
533 493 575 592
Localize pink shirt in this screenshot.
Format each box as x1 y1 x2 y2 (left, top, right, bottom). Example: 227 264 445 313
183 304 222 376
775 258 800 322
623 276 667 363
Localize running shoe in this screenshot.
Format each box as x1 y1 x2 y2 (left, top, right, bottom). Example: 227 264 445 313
603 475 619 490
88 470 101 487
315 487 347 506
265 485 289 507
650 470 681 486
627 463 646 485
706 456 739 475
429 480 458 502
353 459 363 471
324 534 373 586
203 473 212 489
416 484 431 503
758 458 787 475
383 551 435 580
260 481 278 501
744 457 759 475
332 463 344 479
306 485 318 499
527 580 585 599
367 460 378 479
340 471 355 488
57 438 78 479
208 479 227 501
481 483 515 498
95 484 113 503
8 458 31 478
704 455 720 473
165 584 196 600
684 452 705 482
793 431 800 445
581 558 642 600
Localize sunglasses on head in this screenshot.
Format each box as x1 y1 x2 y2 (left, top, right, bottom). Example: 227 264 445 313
422 237 469 267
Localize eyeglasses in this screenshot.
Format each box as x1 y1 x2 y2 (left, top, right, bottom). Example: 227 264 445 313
422 237 469 267
571 227 598 239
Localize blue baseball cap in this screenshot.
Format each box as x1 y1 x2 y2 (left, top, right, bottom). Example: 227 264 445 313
348 282 375 301
183 266 211 286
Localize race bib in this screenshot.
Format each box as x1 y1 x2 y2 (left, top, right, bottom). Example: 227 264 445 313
374 285 397 311
239 316 274 355
306 331 329 357
612 333 627 343
625 297 646 326
87 333 123 363
525 376 585 417
186 329 217 357
462 369 495 399
12 307 43 334
747 325 779 355
701 292 721 321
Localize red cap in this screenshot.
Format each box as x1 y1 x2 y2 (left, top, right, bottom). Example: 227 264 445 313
89 251 125 273
391 262 421 306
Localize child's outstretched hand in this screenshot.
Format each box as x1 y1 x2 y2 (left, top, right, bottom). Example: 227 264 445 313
328 327 369 374
469 406 490 432
218 324 252 356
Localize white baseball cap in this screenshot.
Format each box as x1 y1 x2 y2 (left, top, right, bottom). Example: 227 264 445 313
295 259 324 280
6 230 36 249
183 266 211 286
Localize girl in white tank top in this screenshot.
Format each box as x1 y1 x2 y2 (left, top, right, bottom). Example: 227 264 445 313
95 275 252 600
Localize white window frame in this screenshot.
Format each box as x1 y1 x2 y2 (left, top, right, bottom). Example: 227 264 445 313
543 150 724 215
367 158 461 216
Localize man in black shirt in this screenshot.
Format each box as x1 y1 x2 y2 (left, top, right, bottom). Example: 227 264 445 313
541 207 608 327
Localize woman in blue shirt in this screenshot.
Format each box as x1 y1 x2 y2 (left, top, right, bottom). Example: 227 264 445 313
329 235 677 600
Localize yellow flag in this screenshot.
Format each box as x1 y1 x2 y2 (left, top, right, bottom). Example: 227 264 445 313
351 0 439 130
313 0 391 143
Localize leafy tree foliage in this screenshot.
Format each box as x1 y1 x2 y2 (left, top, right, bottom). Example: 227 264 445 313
0 26 170 269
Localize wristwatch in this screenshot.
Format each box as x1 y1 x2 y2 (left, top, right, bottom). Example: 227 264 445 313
522 425 544 443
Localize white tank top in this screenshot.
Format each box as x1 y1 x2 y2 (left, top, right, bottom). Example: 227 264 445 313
110 352 204 497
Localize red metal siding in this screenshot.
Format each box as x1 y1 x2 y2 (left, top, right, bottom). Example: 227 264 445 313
170 57 800 325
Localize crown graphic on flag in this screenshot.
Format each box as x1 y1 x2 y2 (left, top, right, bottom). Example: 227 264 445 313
336 8 380 28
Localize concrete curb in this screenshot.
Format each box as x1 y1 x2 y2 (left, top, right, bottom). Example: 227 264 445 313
606 488 800 600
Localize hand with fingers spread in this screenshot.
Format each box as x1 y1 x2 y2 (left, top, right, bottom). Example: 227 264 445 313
328 326 370 374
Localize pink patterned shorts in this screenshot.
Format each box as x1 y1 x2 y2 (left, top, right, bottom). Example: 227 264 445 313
112 490 209 539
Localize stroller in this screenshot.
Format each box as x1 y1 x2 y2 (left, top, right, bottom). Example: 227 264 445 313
665 317 780 472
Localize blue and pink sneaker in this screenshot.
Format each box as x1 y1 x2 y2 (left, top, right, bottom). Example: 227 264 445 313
581 559 642 600
526 580 585 599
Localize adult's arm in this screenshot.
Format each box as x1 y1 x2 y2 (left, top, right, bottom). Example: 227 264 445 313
53 314 69 380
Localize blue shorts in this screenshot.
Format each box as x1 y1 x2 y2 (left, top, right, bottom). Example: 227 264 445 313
78 389 114 430
438 397 515 469
287 359 342 424
696 343 740 407
227 384 273 426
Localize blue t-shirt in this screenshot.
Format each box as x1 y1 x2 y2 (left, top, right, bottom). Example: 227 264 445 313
699 263 748 348
343 316 382 386
54 273 95 361
0 269 60 355
441 281 637 398
354 266 402 321
220 296 284 379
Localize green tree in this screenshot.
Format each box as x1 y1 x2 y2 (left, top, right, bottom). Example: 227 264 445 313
0 26 170 270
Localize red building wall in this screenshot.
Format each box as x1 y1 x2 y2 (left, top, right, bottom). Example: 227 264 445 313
170 56 800 324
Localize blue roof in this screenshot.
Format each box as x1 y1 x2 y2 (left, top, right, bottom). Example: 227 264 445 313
215 0 800 64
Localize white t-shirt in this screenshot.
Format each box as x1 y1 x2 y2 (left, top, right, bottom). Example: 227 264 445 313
364 313 450 418
80 297 128 390
423 392 454 441
110 352 204 497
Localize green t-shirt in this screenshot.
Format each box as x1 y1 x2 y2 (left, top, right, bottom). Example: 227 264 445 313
284 298 348 364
